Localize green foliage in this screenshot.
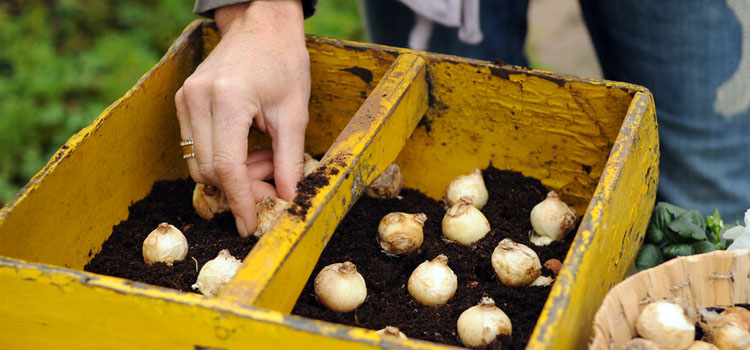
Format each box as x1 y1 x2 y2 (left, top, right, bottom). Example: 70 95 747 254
634 243 664 271
304 0 365 41
0 1 364 207
635 202 729 270
0 0 197 205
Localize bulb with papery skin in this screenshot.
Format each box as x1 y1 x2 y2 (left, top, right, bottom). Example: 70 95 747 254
529 191 577 246
303 153 319 176
703 306 750 350
376 326 407 339
635 300 695 350
445 168 488 209
442 197 491 245
366 163 403 199
253 196 288 238
378 212 426 255
407 254 457 306
491 238 541 287
142 222 188 266
457 297 512 348
193 183 230 220
314 261 367 313
192 249 242 297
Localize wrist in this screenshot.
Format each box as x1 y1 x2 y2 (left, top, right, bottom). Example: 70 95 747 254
215 0 305 37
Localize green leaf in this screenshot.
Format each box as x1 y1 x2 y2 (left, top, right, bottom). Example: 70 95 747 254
649 202 689 244
651 202 677 230
668 213 707 241
658 202 687 219
635 243 665 270
646 225 665 244
691 241 718 254
662 244 695 259
684 210 707 231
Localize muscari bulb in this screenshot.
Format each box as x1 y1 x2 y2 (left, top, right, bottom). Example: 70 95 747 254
191 249 242 297
365 163 403 199
314 261 367 313
142 222 188 266
529 191 578 246
457 297 512 348
378 212 426 255
303 152 319 177
252 196 288 238
636 300 695 350
376 326 407 339
407 254 458 306
445 168 488 209
491 238 541 287
442 197 491 245
193 183 230 220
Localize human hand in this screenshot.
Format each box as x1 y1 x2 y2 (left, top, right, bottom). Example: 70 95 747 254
175 0 310 237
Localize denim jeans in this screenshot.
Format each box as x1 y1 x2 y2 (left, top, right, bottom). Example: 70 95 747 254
361 0 750 222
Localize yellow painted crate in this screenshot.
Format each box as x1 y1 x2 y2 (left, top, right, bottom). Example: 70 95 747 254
0 20 658 349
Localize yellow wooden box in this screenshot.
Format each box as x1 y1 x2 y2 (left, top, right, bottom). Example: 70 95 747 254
0 20 658 349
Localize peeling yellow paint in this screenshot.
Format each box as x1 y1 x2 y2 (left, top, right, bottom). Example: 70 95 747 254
0 20 658 350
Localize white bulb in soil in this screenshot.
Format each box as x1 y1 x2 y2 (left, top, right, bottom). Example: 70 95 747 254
192 183 230 220
529 191 578 246
142 222 188 266
491 238 542 287
192 249 242 297
378 212 426 255
407 254 458 306
442 197 491 245
314 261 367 313
253 196 288 238
456 297 512 348
375 326 407 339
365 163 404 199
445 168 489 209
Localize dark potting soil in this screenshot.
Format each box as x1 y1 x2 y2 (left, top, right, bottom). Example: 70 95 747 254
84 178 257 292
291 167 576 350
84 165 575 350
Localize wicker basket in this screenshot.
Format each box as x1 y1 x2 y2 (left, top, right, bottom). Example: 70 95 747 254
589 249 750 349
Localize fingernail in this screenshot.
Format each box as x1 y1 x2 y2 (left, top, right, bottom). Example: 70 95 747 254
235 216 249 237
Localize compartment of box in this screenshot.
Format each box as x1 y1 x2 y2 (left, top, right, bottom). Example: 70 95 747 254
0 19 659 350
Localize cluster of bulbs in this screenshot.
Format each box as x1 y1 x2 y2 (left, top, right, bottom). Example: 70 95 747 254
140 157 581 348
140 154 323 297
312 166 579 348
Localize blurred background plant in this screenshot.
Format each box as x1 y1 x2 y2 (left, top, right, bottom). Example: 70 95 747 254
0 0 363 206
